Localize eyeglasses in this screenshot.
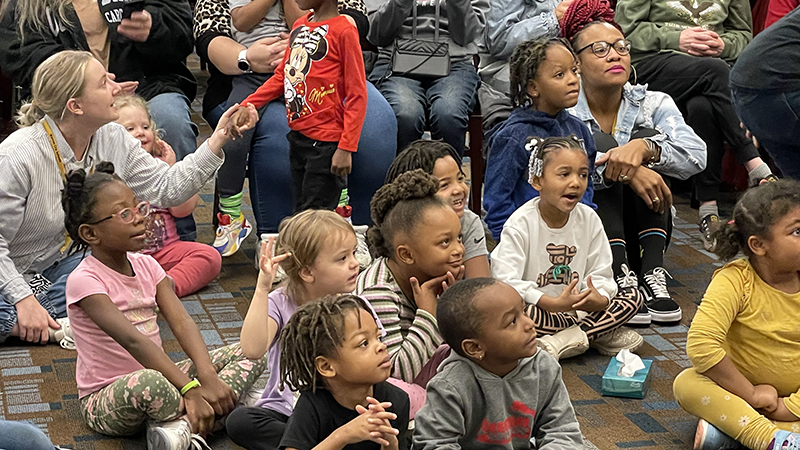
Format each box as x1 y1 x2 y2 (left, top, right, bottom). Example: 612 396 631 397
576 39 631 58
88 201 150 225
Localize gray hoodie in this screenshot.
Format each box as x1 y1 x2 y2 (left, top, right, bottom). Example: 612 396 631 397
365 0 487 63
413 351 583 450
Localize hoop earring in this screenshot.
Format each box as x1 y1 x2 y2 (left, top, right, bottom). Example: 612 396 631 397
631 64 638 85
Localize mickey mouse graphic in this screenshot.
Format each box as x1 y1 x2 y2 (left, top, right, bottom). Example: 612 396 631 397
284 24 329 121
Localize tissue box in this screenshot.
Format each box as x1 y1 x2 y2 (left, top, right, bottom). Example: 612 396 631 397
601 358 652 399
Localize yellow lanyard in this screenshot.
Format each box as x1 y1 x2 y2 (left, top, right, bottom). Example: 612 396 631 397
42 120 72 253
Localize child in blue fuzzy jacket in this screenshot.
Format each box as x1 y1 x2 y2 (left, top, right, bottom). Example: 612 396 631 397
485 37 597 241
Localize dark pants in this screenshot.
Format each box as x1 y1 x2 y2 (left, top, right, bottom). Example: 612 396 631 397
287 131 346 212
218 73 273 198
593 130 671 276
225 407 289 450
732 86 800 180
634 52 760 202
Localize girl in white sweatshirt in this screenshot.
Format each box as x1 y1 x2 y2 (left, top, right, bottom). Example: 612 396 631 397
491 135 643 361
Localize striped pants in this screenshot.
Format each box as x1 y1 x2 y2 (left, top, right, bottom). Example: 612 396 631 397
527 286 642 340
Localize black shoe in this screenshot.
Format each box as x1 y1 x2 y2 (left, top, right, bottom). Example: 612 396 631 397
639 267 681 323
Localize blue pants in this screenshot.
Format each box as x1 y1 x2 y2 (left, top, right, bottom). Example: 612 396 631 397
207 82 397 233
732 86 800 180
369 59 480 156
148 92 199 241
0 420 55 450
0 252 85 343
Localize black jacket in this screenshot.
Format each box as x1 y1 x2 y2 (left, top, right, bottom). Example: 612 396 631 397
0 0 196 102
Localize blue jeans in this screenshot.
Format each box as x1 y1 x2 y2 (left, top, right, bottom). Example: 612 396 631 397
370 59 480 156
0 252 85 343
148 92 199 241
0 420 55 450
208 82 397 233
732 86 800 180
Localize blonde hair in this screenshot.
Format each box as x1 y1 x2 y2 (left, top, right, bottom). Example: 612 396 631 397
15 50 93 127
114 94 163 140
0 0 72 42
276 210 356 301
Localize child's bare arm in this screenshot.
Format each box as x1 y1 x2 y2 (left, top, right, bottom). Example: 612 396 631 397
701 356 779 412
308 408 399 450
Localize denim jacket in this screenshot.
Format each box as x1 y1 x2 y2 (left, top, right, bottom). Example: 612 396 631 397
480 0 559 92
569 83 707 189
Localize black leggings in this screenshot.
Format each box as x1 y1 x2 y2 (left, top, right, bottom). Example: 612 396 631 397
633 52 759 202
593 130 671 276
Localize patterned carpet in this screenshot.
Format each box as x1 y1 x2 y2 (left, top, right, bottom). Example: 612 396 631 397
0 57 733 449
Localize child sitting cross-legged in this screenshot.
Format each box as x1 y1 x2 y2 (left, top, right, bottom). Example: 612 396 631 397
413 277 584 449
115 95 222 297
62 163 266 450
277 294 410 450
491 136 643 361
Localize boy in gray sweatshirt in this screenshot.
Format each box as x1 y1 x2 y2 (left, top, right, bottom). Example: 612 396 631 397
413 278 583 450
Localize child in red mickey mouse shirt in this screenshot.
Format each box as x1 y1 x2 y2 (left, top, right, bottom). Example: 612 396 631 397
228 0 367 213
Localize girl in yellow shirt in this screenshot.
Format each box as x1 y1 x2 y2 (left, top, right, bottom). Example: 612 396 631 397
674 180 800 450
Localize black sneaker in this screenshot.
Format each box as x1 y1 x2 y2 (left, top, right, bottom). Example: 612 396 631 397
639 267 682 323
617 264 650 326
699 214 720 252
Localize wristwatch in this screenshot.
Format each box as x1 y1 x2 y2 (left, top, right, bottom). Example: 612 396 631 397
237 49 251 74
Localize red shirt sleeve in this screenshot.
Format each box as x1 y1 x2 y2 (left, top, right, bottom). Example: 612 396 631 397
337 22 368 152
765 0 799 29
240 51 289 109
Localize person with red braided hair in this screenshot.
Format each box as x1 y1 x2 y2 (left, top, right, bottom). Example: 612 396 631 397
614 0 777 254
560 0 707 326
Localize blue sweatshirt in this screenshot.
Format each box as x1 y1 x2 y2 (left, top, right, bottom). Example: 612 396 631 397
484 107 597 241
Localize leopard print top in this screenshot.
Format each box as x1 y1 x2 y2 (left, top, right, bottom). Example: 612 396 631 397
193 0 367 40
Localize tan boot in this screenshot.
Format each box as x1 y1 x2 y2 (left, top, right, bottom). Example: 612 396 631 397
537 325 589 361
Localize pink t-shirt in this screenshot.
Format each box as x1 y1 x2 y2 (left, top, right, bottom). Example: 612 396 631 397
143 207 179 254
66 253 165 398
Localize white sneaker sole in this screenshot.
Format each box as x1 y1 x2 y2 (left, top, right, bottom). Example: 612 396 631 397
648 309 682 323
627 313 652 326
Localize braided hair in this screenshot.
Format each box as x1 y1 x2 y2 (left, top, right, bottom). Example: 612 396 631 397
385 140 463 184
367 169 448 259
560 0 622 44
61 161 122 250
279 294 374 392
526 135 587 183
509 38 574 108
713 180 800 261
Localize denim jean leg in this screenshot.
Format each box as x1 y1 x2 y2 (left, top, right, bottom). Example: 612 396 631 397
372 60 427 152
40 252 87 319
732 87 800 180
148 93 199 241
0 299 17 343
0 420 56 450
427 61 480 157
147 92 199 160
249 100 294 234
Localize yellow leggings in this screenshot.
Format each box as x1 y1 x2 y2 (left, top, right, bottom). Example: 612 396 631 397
673 368 800 450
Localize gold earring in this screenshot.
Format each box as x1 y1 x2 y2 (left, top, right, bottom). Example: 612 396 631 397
479 354 484 360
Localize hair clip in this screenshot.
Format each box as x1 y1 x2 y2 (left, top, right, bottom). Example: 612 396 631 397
728 220 735 225
526 138 544 181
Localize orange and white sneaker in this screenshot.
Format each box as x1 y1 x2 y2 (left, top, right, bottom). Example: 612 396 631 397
213 213 252 257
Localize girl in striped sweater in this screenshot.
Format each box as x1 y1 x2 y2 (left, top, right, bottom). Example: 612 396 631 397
356 170 464 390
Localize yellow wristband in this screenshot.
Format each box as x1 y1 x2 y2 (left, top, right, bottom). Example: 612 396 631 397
180 378 201 396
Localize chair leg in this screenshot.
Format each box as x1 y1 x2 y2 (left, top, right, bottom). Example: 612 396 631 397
466 114 484 214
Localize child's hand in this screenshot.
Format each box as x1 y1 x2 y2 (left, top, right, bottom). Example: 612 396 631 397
256 237 291 291
228 106 252 140
356 397 399 448
339 402 398 447
331 148 352 177
539 278 587 312
183 389 216 437
212 103 258 149
197 375 237 417
410 270 458 317
749 384 779 412
763 397 800 422
155 140 177 166
572 276 611 312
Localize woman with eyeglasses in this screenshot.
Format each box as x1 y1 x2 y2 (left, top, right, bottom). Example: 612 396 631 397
0 50 256 349
562 0 707 326
614 0 777 254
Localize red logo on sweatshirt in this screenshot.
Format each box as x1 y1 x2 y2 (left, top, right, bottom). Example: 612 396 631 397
475 401 536 444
